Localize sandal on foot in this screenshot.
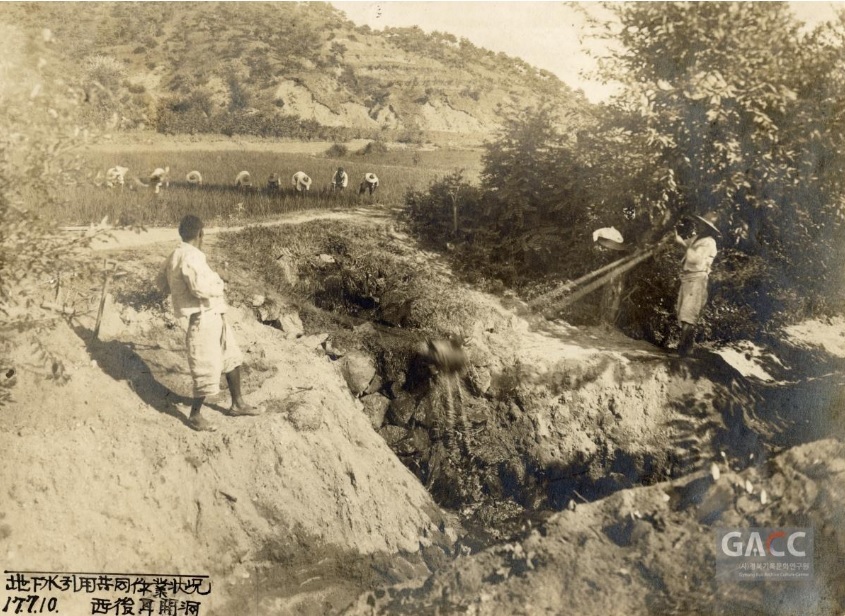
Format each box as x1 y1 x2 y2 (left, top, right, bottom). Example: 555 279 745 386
188 415 217 432
228 405 261 417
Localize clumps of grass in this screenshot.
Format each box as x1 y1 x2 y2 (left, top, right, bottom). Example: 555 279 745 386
222 220 487 338
325 143 348 158
357 140 389 156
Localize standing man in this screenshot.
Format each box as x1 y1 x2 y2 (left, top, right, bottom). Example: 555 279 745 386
332 167 348 191
674 212 720 356
157 215 258 431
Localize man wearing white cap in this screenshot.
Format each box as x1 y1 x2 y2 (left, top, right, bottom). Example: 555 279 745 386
359 172 379 196
292 171 312 192
674 212 720 356
149 166 170 194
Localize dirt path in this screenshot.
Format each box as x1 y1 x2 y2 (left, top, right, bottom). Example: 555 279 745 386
64 206 398 252
84 136 374 154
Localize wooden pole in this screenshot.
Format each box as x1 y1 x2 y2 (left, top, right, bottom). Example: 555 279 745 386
528 250 642 309
92 260 118 342
544 247 657 316
532 231 676 314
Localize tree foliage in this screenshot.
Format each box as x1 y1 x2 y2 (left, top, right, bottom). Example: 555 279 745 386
591 2 845 338
1 26 96 324
1 25 106 403
406 106 596 286
408 3 845 343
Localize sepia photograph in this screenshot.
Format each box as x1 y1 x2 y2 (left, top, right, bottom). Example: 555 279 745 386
1 1 844 614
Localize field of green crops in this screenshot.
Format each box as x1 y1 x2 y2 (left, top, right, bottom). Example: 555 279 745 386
46 145 483 227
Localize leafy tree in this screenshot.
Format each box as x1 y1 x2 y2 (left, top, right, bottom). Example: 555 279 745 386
1 25 104 404
589 2 845 338
406 107 596 286
478 105 594 279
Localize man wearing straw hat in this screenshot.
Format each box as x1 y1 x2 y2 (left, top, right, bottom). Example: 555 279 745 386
359 172 379 196
674 212 720 356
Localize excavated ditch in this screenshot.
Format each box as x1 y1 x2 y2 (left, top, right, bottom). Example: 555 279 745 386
219 220 842 611
261 254 811 550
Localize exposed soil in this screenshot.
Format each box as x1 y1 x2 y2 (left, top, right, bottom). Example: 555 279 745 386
350 438 845 615
3 208 844 615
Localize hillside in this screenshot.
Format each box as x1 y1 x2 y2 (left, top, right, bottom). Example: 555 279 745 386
0 2 590 141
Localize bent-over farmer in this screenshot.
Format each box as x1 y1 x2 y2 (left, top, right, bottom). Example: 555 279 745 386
157 215 258 431
292 171 312 192
359 172 379 196
674 212 720 356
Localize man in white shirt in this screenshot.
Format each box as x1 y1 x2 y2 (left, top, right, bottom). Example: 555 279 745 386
157 215 258 431
331 167 348 191
292 171 312 192
674 213 720 356
106 165 129 188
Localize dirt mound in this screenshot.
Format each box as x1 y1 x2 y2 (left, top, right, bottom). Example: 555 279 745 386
352 438 845 615
0 298 455 613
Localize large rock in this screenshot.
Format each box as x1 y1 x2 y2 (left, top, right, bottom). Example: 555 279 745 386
298 333 329 349
388 392 417 427
468 366 492 395
379 425 409 448
276 312 304 340
254 298 303 339
341 351 377 395
275 254 298 286
361 394 390 430
365 374 383 396
287 399 323 432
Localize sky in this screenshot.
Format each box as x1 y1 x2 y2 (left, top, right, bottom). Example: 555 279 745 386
330 1 844 103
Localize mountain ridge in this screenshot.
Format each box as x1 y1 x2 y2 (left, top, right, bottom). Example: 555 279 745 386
0 1 591 141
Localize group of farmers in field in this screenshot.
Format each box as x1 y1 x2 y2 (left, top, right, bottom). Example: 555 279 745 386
104 164 380 196
156 204 721 431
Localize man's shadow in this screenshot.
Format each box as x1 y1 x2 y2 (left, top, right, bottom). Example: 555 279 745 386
73 325 229 428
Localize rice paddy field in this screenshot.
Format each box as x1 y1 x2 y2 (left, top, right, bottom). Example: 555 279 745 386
47 143 484 227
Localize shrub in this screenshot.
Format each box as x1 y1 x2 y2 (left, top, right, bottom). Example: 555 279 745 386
84 54 126 89
357 140 389 156
325 143 348 158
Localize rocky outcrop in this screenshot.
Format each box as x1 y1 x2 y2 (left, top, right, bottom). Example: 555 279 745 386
352 438 845 615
